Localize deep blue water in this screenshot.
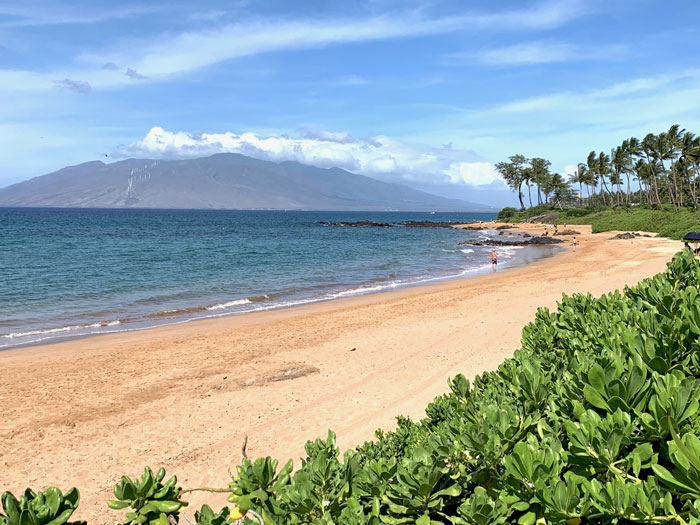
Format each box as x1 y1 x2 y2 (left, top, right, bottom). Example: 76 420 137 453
0 208 558 349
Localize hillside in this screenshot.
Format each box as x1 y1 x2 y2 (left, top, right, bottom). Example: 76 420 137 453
0 154 491 211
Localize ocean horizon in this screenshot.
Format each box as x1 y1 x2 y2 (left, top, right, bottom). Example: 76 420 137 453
0 207 559 349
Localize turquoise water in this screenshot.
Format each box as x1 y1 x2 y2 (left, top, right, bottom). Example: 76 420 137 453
0 208 558 349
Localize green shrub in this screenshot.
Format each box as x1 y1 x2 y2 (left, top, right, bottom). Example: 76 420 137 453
0 488 85 525
106 467 186 525
497 207 518 220
499 204 700 239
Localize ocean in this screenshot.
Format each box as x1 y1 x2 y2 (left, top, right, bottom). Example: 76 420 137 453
0 208 559 349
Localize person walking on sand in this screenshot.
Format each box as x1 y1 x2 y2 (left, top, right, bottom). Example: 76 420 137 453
571 236 579 252
491 249 498 271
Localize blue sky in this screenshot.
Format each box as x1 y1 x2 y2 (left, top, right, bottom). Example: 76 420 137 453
2 0 700 206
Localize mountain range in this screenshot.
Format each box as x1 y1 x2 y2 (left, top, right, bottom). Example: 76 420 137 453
0 153 492 211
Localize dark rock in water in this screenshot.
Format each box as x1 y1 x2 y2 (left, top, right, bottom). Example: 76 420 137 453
458 236 564 247
318 220 393 227
609 232 637 240
523 233 531 238
395 221 457 228
528 236 564 245
496 224 517 230
498 231 504 236
554 229 581 236
458 225 487 230
317 220 460 228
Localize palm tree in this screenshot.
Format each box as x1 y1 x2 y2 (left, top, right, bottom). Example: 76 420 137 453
586 151 598 205
678 130 698 208
522 166 534 208
530 157 551 205
686 135 700 209
665 125 684 209
632 158 651 204
540 172 556 204
549 173 570 209
641 133 662 205
653 129 681 210
495 154 528 210
510 154 528 210
610 145 626 205
597 151 612 205
568 164 588 206
626 137 641 203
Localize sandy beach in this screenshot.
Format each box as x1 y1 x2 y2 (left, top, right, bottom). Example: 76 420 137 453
0 223 682 522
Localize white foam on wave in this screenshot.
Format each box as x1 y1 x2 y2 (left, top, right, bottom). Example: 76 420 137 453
2 320 120 339
460 248 475 254
325 282 400 299
207 298 252 310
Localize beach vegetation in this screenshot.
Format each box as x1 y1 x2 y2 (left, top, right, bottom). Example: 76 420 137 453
0 487 85 525
3 252 700 523
498 124 700 214
498 204 700 240
194 505 235 525
106 467 187 525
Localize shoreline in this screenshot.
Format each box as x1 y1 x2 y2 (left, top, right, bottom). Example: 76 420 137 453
0 224 556 352
0 223 682 522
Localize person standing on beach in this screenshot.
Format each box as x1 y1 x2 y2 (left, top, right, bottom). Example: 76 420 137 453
571 236 579 252
491 250 498 271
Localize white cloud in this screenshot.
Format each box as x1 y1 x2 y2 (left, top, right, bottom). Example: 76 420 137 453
479 41 576 65
0 1 592 95
446 162 500 185
106 2 587 79
449 39 629 67
0 3 161 27
496 69 700 114
113 126 502 187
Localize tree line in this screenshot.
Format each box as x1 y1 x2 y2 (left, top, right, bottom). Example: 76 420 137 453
496 124 700 211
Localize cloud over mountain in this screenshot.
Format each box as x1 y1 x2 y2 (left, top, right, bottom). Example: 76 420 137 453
114 127 502 187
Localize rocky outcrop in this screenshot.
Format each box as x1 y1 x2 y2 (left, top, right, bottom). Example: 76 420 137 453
317 220 462 228
396 221 459 228
608 232 654 239
554 229 581 236
457 225 487 230
528 236 565 244
318 220 393 227
458 236 564 247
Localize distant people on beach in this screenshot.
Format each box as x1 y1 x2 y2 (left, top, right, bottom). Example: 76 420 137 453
543 226 549 236
491 250 498 271
571 236 579 252
554 224 558 234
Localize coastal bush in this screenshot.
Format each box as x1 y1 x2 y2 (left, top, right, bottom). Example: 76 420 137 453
496 207 518 220
0 488 85 525
4 251 700 523
106 467 187 525
500 204 700 239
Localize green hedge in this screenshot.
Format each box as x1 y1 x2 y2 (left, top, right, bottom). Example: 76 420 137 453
3 252 700 524
500 205 700 240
